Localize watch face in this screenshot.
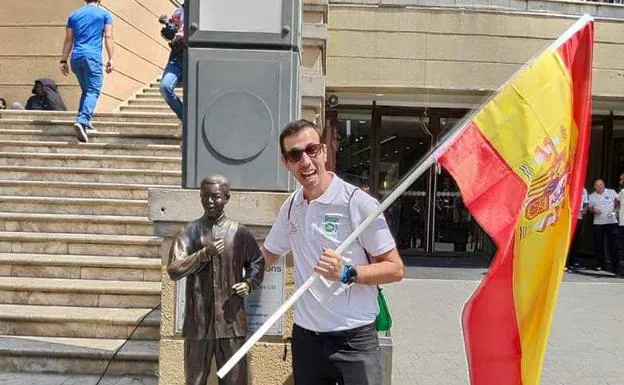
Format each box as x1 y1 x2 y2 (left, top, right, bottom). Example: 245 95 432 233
348 266 358 283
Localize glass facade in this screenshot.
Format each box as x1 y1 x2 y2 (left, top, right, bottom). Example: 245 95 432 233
327 105 611 258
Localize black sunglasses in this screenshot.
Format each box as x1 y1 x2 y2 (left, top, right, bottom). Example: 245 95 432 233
282 143 323 163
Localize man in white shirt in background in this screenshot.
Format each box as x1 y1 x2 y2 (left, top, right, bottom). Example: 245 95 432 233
588 179 619 275
566 187 588 271
614 172 624 276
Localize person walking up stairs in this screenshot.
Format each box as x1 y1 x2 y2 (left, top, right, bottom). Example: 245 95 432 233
60 0 114 143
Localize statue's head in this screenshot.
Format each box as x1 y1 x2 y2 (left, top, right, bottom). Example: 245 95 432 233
200 174 231 220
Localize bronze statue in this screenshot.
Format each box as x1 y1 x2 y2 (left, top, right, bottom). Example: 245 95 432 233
167 174 265 385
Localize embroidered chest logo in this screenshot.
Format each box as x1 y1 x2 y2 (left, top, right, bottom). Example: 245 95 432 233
323 215 340 236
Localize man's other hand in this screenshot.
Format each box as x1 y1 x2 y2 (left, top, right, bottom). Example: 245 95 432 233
105 59 114 74
60 62 69 76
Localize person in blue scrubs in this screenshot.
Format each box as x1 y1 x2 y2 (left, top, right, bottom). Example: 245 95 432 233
60 0 114 143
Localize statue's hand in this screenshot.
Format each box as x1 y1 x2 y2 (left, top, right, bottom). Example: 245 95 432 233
204 238 225 257
232 281 251 297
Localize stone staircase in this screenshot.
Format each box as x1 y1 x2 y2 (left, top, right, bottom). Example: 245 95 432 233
119 80 181 114
0 102 180 384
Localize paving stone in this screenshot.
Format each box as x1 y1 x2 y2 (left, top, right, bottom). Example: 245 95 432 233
387 276 624 385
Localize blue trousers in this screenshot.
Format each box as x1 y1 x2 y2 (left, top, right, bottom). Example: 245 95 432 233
71 56 103 126
160 57 183 120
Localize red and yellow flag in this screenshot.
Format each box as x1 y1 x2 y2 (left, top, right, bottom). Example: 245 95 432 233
435 16 593 385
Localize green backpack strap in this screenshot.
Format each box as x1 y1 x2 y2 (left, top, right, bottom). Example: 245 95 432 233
347 188 392 332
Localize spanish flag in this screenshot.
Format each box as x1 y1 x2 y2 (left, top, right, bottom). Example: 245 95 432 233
435 16 593 385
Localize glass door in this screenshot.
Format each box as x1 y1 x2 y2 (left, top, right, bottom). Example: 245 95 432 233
376 115 433 252
334 109 373 190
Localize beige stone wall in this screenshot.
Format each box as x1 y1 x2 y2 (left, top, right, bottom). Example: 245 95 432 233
326 6 624 99
302 0 329 128
0 0 176 112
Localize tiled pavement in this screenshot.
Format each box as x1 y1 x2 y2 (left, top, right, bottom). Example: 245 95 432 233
387 268 624 385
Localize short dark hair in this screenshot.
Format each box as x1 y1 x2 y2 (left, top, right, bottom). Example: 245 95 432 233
279 119 321 154
200 174 230 197
0 98 6 108
85 0 100 3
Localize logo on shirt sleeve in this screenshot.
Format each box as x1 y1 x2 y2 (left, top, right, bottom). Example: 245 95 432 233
288 220 298 234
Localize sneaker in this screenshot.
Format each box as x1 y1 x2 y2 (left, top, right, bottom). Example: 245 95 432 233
85 123 97 134
594 266 603 272
73 122 88 143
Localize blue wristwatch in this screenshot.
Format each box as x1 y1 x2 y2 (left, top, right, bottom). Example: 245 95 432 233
341 264 358 285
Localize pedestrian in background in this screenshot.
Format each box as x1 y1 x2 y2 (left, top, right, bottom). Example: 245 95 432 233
158 4 185 120
60 0 114 143
614 172 624 276
588 178 619 274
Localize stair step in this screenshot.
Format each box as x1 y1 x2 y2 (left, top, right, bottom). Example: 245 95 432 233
142 88 182 96
0 180 178 200
0 119 180 136
128 99 170 107
0 196 148 216
0 140 181 157
0 231 162 258
0 109 177 123
0 253 160 281
0 372 157 385
0 304 160 340
0 335 158 376
0 212 153 236
0 165 181 185
137 93 183 101
0 152 180 171
0 277 160 308
119 106 173 113
0 129 180 145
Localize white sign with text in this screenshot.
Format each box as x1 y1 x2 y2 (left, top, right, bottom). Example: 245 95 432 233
244 255 285 335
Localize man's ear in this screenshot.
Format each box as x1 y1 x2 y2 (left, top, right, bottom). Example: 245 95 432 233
280 155 288 167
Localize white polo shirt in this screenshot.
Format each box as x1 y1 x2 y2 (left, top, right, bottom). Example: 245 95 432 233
264 175 396 332
588 189 618 225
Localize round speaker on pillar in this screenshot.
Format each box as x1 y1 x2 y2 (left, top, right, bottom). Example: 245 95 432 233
203 90 274 161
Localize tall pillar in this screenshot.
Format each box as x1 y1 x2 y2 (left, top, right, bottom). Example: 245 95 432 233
152 1 327 384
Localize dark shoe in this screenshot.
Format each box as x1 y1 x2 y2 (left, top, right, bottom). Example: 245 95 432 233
73 122 88 143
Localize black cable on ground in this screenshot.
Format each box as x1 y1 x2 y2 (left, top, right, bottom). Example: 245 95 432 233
95 302 162 385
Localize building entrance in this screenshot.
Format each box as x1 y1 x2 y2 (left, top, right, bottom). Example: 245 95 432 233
327 105 495 257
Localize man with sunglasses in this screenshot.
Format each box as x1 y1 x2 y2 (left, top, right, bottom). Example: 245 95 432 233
263 119 405 385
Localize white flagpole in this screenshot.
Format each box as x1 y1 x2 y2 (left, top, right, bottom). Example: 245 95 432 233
216 14 593 379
